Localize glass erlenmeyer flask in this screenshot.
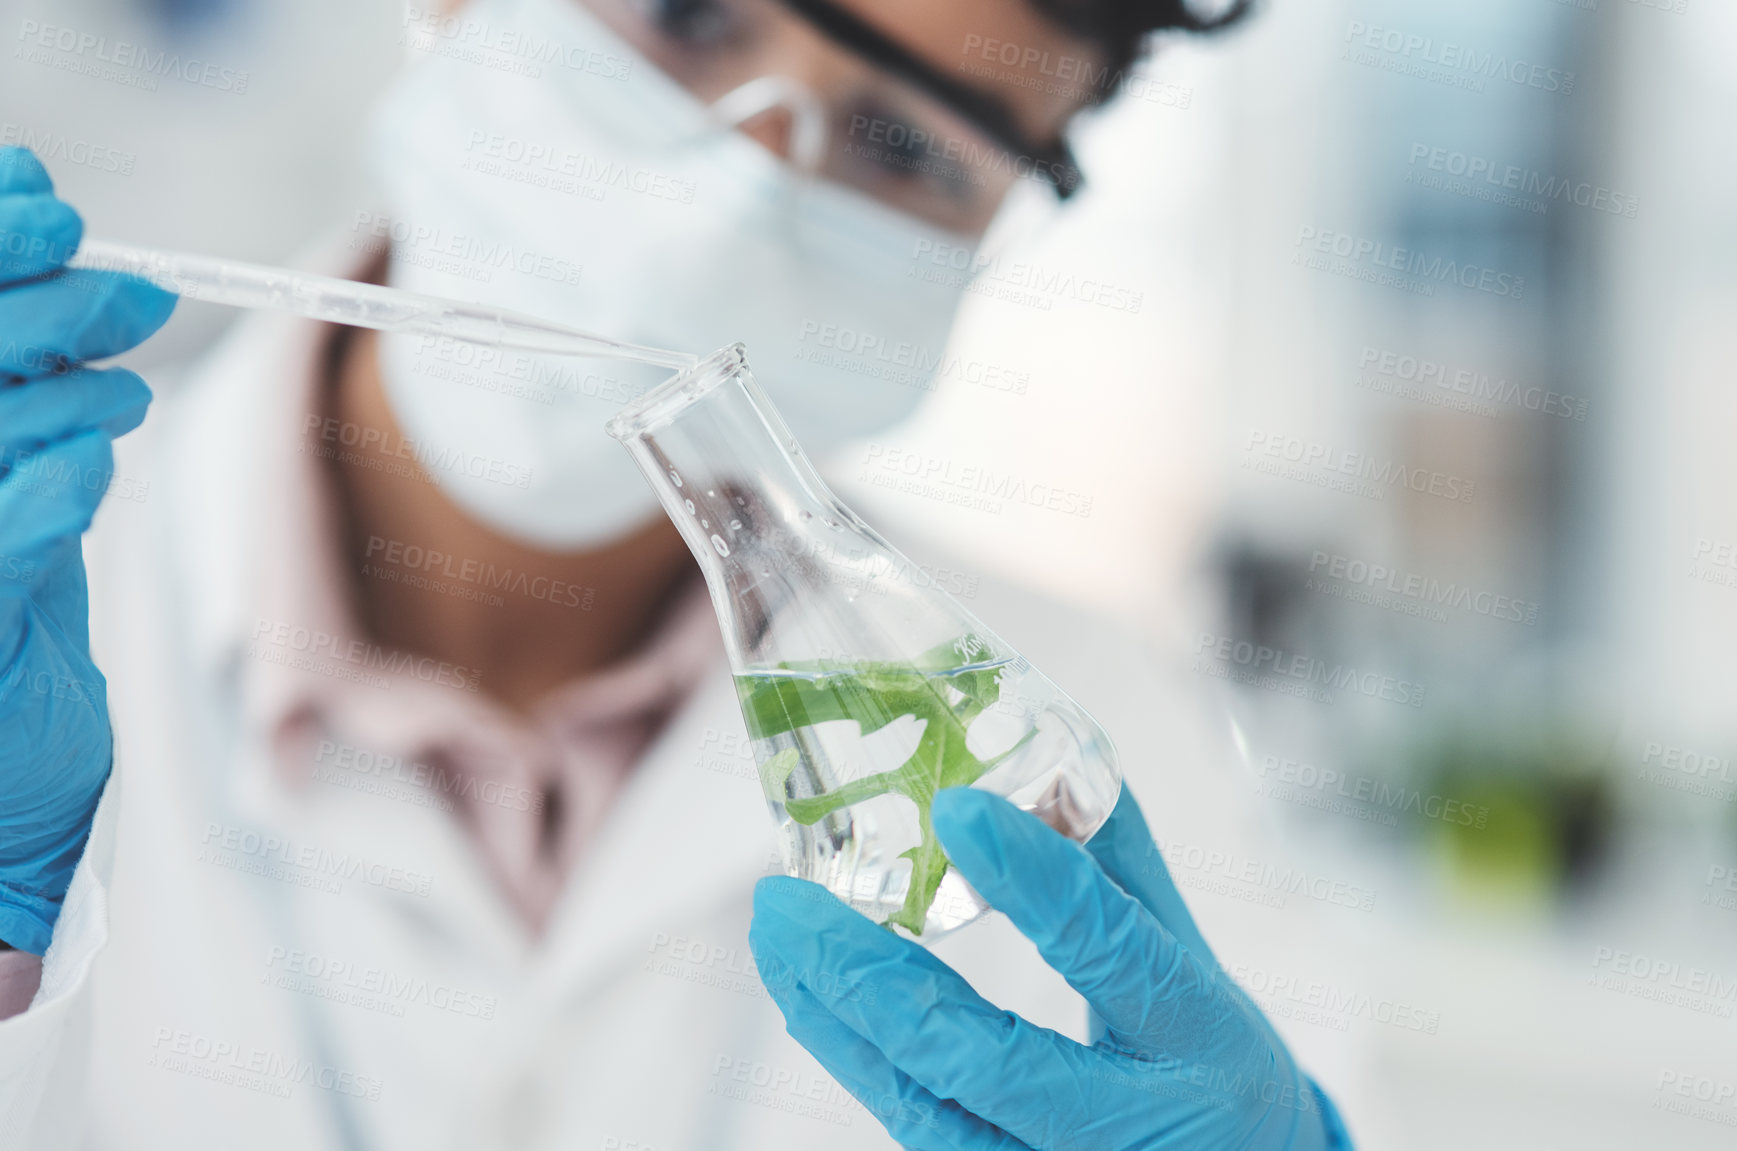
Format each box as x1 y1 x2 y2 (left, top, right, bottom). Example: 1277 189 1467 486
607 344 1122 939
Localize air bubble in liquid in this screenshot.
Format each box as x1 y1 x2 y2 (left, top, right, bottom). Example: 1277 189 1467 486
711 534 730 557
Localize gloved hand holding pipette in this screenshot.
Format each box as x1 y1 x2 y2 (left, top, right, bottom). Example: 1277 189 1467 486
0 142 680 954
0 147 175 954
750 787 1354 1151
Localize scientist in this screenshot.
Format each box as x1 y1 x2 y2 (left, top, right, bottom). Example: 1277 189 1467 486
0 0 1352 1147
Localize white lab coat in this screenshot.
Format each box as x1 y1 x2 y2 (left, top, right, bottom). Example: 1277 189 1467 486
0 306 1254 1150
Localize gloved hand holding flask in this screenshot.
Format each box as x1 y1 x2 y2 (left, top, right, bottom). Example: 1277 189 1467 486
608 342 1351 1148
0 147 176 954
751 788 1354 1150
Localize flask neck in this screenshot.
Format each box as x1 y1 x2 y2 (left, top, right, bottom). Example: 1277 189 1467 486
609 345 846 661
610 344 990 673
613 342 835 553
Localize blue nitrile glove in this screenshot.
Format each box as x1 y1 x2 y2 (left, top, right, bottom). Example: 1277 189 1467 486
750 786 1354 1150
0 147 176 954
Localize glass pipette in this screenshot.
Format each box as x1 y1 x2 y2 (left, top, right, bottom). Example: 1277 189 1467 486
66 238 699 371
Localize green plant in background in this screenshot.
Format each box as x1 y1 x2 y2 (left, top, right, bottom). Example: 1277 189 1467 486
1406 727 1616 904
737 636 1027 935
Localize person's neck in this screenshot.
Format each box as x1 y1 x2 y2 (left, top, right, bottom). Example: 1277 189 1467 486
323 326 697 715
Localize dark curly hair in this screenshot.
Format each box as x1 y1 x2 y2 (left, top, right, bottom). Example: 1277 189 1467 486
1029 0 1254 101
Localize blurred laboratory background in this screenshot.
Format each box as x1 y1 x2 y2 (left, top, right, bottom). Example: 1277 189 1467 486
6 0 1736 1146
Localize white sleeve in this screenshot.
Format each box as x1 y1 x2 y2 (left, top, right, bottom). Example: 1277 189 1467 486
0 770 119 1147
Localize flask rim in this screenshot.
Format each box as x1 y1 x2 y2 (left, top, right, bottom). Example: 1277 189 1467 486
605 342 748 442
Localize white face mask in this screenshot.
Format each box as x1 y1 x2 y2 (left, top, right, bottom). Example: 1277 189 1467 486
367 0 975 550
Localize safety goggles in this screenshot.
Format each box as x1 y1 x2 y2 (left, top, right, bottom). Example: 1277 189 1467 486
590 0 1084 234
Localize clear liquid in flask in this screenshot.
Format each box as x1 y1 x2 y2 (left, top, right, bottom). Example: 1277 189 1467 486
738 638 1119 938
